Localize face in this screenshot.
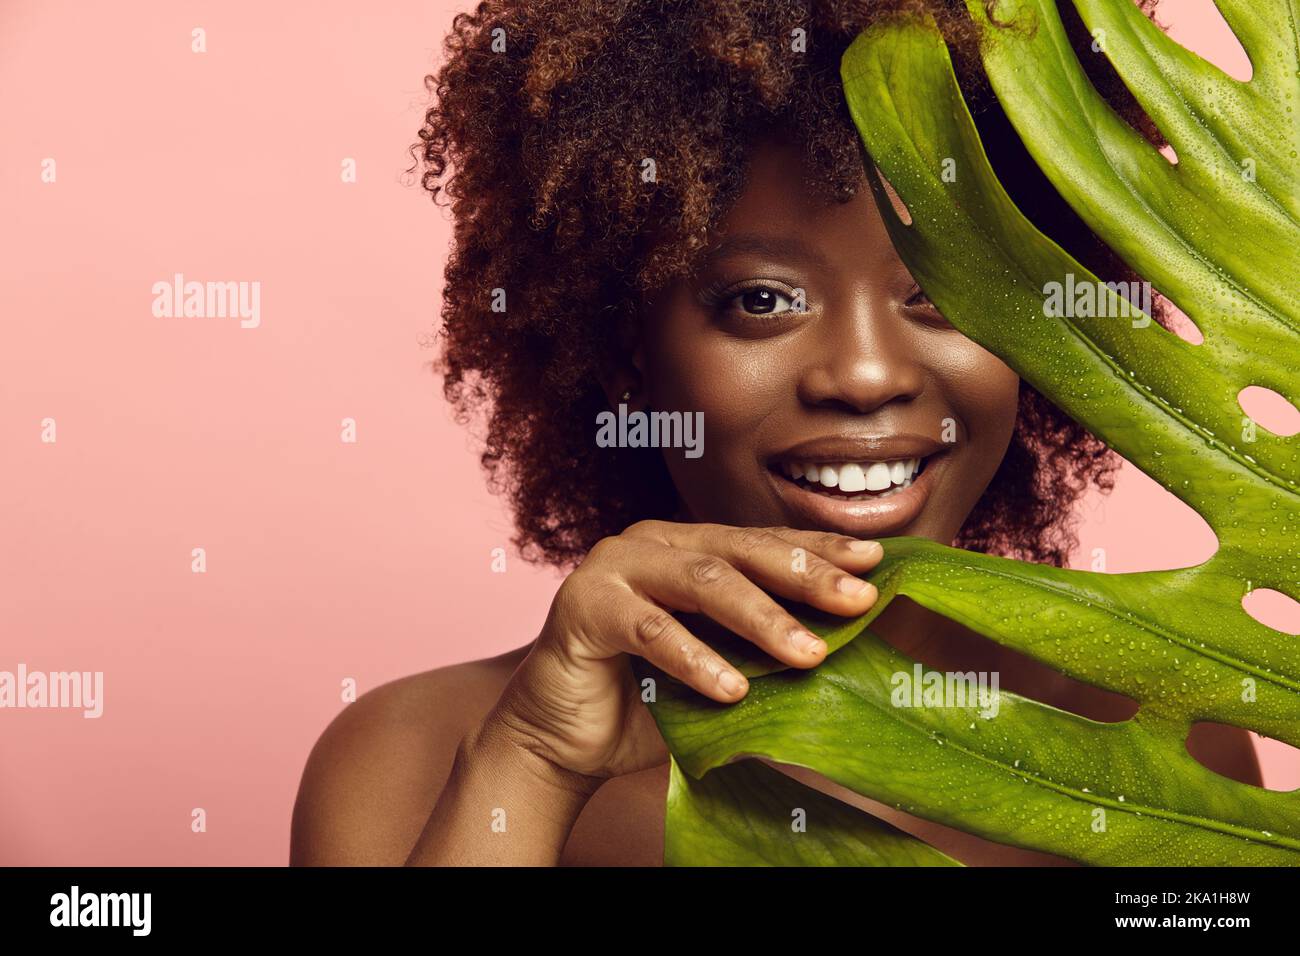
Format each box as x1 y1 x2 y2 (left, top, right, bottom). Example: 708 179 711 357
630 141 1020 543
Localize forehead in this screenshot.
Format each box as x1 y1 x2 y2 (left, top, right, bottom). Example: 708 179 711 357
706 141 898 268
724 142 840 218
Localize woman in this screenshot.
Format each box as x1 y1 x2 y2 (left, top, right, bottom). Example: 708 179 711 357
290 0 1262 866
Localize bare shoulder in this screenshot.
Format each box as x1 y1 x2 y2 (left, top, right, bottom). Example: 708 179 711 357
289 644 530 866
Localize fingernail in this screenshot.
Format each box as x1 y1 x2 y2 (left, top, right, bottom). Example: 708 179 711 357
846 539 882 555
838 575 872 595
718 670 747 697
791 629 826 655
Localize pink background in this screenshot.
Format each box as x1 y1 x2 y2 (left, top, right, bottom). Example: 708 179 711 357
0 0 1294 865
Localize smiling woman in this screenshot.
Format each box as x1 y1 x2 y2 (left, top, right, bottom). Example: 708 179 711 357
637 140 1020 545
410 0 1169 571
288 0 1263 868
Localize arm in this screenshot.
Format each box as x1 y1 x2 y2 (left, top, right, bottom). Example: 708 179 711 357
293 523 882 867
405 713 602 866
289 664 519 867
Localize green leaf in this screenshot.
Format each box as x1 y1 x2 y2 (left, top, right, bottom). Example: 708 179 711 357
644 0 1300 865
653 621 1300 865
664 756 961 866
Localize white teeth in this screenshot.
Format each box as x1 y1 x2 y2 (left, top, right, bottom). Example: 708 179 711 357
837 462 866 493
864 462 891 491
785 456 925 493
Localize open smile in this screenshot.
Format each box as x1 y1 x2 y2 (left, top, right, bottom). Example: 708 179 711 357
765 436 947 538
777 456 926 500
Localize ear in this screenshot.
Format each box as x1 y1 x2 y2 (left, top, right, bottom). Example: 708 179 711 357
598 345 645 409
597 313 647 408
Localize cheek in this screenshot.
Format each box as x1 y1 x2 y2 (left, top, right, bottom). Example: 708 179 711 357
914 340 1020 542
941 339 1020 448
640 313 790 522
643 320 784 446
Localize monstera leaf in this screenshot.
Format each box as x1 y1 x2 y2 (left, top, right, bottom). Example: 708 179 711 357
638 0 1300 865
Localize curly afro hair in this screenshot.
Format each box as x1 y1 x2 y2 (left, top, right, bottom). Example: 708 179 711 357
412 0 1168 570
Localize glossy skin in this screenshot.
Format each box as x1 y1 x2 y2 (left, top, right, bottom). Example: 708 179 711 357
638 143 1019 545
290 143 1263 868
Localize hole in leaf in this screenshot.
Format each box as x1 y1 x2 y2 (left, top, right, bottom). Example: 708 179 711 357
1158 299 1203 344
873 165 913 226
1186 722 1296 790
871 598 1139 723
1162 0 1253 83
1251 732 1300 793
1242 588 1300 635
1238 386 1300 437
1071 456 1219 573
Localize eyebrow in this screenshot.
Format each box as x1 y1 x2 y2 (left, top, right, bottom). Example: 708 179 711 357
698 233 831 270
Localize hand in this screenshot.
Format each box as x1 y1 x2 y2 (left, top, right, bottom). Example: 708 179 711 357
482 520 883 782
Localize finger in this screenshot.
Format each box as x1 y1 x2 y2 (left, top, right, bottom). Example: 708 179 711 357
630 545 830 669
596 589 750 703
627 519 884 573
633 522 880 617
768 526 886 572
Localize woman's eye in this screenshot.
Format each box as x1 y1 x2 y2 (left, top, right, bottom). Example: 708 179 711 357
905 285 955 327
729 285 796 316
905 286 935 309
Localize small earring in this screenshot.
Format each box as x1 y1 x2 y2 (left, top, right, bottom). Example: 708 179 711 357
620 389 632 402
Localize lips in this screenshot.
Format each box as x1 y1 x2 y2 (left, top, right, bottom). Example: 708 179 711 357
766 434 947 537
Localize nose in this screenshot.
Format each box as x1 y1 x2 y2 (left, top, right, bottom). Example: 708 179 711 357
795 293 926 414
